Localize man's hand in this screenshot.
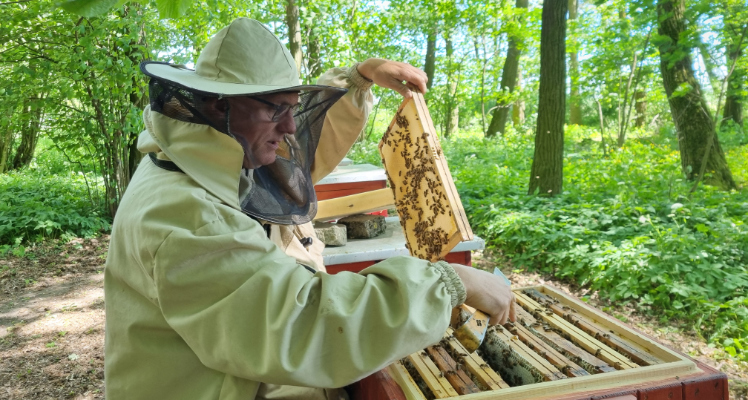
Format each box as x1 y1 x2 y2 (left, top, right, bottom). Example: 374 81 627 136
450 263 516 326
356 58 428 98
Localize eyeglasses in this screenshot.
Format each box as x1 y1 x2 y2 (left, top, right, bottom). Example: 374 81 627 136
249 97 302 122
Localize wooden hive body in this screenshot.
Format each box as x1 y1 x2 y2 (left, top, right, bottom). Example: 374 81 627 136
383 285 702 400
379 93 472 262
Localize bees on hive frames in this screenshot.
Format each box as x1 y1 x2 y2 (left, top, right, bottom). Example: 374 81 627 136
379 92 473 262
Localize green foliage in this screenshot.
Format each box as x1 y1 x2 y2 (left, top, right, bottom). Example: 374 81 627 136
434 128 748 360
0 171 110 246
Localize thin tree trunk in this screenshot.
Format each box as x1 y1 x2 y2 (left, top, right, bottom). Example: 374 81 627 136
656 0 736 190
444 32 458 137
424 26 437 90
486 0 529 137
568 0 582 125
512 68 525 126
634 90 647 127
528 0 568 196
286 0 302 73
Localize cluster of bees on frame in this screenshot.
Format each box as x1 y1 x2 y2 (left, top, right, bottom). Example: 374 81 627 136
381 110 454 261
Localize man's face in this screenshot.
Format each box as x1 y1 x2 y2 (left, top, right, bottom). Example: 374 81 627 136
225 92 299 169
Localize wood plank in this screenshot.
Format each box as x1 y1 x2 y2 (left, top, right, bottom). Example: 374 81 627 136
314 188 394 221
523 288 663 366
426 346 482 395
443 328 510 390
407 352 459 398
515 292 638 370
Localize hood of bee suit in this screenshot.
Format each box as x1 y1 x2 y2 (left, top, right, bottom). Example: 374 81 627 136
138 17 347 224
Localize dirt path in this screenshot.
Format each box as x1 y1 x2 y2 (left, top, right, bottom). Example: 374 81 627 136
1 239 746 399
1 238 106 400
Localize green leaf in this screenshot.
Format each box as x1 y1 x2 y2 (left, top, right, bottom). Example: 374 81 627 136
155 0 194 18
60 0 120 17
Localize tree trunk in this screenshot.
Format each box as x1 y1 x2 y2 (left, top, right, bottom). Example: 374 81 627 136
528 0 567 196
424 26 437 90
286 0 303 73
656 0 736 190
634 90 647 127
486 0 529 137
512 68 525 126
0 108 13 173
444 32 459 137
723 22 745 127
11 99 43 171
568 0 582 125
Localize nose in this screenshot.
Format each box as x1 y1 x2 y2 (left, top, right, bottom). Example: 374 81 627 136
277 109 297 135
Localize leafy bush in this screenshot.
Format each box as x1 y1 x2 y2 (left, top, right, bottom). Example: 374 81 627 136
350 126 748 361
0 170 110 246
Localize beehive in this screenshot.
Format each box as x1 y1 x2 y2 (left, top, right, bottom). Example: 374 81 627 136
384 285 700 400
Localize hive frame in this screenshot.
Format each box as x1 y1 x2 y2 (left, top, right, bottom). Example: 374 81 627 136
379 92 473 262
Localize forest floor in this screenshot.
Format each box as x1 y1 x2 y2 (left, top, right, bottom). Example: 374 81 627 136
1 237 747 399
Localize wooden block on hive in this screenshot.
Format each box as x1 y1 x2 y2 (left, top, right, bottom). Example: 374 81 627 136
379 92 472 262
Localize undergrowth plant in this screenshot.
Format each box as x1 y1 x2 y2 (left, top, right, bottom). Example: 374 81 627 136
0 171 110 250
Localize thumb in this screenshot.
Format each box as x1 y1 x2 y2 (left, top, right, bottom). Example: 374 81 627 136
392 80 413 99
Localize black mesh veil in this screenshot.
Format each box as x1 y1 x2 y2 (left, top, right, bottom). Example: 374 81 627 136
148 78 348 225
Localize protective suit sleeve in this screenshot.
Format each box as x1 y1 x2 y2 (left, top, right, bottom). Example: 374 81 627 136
310 65 374 183
153 210 466 388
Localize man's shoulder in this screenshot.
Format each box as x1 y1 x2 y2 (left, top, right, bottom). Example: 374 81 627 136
116 159 247 234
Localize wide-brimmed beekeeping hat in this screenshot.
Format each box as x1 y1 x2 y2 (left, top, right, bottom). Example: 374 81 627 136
140 17 348 225
141 17 328 96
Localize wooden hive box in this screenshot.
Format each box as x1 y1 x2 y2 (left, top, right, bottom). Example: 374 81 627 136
350 285 727 400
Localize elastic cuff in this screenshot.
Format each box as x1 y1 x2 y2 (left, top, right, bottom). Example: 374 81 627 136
431 261 467 308
348 63 374 91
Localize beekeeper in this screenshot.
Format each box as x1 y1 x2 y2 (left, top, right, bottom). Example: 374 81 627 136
104 17 514 400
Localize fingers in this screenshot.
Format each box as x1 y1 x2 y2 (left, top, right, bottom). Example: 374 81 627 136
509 298 517 322
359 58 429 97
